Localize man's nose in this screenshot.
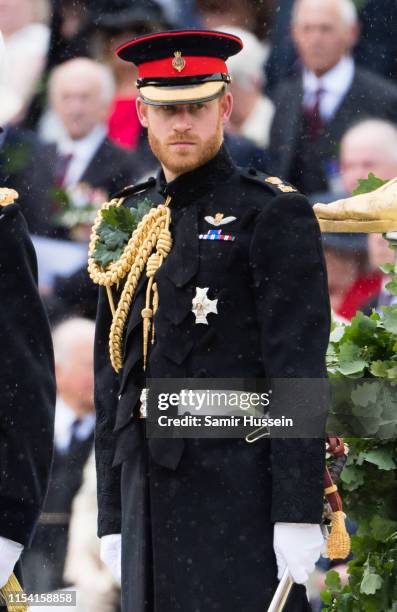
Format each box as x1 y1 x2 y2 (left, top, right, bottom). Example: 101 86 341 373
172 111 193 132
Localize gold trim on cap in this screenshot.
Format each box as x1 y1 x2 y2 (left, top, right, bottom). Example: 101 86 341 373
139 81 225 105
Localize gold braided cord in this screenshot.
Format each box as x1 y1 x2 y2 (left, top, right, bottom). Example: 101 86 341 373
0 573 28 611
88 198 169 287
142 206 172 369
106 198 172 372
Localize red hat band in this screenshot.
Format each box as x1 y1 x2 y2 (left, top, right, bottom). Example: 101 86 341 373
138 55 228 80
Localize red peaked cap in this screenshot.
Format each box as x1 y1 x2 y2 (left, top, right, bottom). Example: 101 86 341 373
116 30 243 105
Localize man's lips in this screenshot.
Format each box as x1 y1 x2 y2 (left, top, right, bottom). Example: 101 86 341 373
168 141 197 145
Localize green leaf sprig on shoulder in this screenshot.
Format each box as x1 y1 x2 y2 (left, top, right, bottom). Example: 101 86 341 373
92 197 153 267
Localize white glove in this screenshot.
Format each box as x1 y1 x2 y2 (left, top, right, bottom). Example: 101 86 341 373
100 534 122 585
0 537 24 588
273 522 324 584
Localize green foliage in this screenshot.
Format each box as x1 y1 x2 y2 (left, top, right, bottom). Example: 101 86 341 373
92 197 153 267
324 309 397 609
352 172 388 196
323 174 397 609
327 302 397 437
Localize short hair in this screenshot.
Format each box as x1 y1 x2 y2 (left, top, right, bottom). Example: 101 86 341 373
292 0 358 27
48 57 115 106
52 317 95 366
341 119 397 163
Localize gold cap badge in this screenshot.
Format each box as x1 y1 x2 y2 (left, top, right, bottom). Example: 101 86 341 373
172 51 186 73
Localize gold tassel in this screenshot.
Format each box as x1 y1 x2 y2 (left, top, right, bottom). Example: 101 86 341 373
151 282 159 344
106 286 116 317
327 510 351 560
0 573 28 612
142 276 155 370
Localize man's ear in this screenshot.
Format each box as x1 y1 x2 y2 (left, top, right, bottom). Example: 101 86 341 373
219 91 233 126
136 97 149 128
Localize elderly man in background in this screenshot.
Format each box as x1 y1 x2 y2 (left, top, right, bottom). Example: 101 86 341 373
22 318 96 595
42 57 134 203
339 119 397 312
316 119 397 319
223 25 274 149
269 0 397 195
34 58 136 308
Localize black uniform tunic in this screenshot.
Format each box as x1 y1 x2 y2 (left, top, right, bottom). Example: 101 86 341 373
0 202 55 573
94 145 330 611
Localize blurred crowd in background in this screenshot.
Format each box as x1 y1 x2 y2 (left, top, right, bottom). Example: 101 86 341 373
1 0 397 610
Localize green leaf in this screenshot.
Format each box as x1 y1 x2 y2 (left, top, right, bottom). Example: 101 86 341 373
341 465 365 489
325 569 343 592
351 382 380 407
360 572 383 595
92 242 123 268
385 278 397 297
102 206 136 233
360 449 396 470
382 307 397 334
380 263 395 275
352 172 387 196
337 342 368 376
370 361 390 378
369 516 397 541
320 590 333 605
92 197 154 267
49 186 72 208
330 325 346 343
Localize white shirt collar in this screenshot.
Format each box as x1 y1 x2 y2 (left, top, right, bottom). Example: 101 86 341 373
58 124 107 156
54 396 95 453
303 56 355 96
58 124 107 187
302 56 355 121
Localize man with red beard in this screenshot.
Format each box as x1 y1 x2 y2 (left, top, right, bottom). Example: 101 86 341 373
91 30 330 612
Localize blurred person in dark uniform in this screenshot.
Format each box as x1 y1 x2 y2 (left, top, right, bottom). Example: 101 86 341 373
92 29 330 612
22 318 96 593
0 188 56 605
0 34 55 604
0 126 57 237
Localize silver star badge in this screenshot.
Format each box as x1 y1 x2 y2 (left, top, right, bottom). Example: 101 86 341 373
192 287 218 324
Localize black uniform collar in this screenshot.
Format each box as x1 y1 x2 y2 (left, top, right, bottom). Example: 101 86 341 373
157 142 235 203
